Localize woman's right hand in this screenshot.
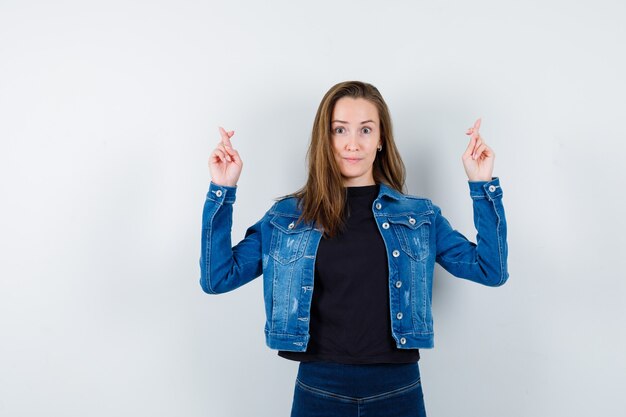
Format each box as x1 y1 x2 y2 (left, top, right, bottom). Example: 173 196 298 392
209 126 243 187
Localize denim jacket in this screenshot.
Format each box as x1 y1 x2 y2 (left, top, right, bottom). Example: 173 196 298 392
200 177 508 351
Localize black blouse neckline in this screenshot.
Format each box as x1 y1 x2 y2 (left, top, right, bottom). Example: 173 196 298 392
346 183 379 197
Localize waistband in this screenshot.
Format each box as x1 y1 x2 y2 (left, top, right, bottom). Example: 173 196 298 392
296 361 420 398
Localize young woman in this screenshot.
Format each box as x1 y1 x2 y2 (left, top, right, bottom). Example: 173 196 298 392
200 81 509 416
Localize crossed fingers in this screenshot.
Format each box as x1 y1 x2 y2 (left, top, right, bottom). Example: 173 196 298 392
465 118 484 160
215 126 235 163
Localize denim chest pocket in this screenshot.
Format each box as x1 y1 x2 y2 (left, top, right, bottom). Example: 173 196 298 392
387 215 431 261
269 215 312 264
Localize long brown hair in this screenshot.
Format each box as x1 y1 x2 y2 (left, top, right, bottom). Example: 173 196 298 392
278 81 406 238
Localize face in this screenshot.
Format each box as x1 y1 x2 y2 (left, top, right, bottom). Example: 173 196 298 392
330 97 382 187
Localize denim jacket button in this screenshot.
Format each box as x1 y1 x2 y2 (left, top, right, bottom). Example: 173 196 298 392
382 222 390 229
288 222 295 229
395 280 402 288
488 185 496 192
392 249 400 257
375 202 382 210
396 312 403 319
408 217 416 225
400 337 407 344
215 190 223 197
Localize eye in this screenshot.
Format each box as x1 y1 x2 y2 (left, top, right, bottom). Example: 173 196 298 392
333 127 345 134
362 127 372 134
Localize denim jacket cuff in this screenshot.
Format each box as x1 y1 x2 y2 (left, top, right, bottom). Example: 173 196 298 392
468 177 502 201
207 181 237 204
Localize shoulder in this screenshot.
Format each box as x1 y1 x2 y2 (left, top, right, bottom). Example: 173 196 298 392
379 183 435 215
268 195 301 216
402 191 435 207
401 192 431 203
387 196 435 217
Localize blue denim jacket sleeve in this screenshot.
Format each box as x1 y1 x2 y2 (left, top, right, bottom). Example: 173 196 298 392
199 181 271 294
434 177 509 287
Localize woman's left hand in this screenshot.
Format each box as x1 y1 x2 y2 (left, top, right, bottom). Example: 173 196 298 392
462 118 495 181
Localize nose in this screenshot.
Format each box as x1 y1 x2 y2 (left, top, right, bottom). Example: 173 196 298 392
345 132 359 151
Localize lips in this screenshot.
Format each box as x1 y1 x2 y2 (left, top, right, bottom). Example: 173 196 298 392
343 157 362 164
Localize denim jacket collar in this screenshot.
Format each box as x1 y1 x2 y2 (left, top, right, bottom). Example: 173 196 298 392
272 182 405 219
377 182 404 201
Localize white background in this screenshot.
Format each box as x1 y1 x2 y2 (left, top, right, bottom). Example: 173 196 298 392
1 1 625 416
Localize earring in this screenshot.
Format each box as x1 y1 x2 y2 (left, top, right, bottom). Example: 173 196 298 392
377 144 382 152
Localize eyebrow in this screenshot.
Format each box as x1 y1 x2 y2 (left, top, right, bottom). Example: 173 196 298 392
331 119 376 124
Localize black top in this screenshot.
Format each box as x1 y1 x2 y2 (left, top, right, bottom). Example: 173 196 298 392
278 183 420 364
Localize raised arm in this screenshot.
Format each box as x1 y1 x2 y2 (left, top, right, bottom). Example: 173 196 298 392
433 118 509 286
199 126 267 294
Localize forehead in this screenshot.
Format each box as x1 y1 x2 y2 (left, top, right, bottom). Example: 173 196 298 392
331 97 379 122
